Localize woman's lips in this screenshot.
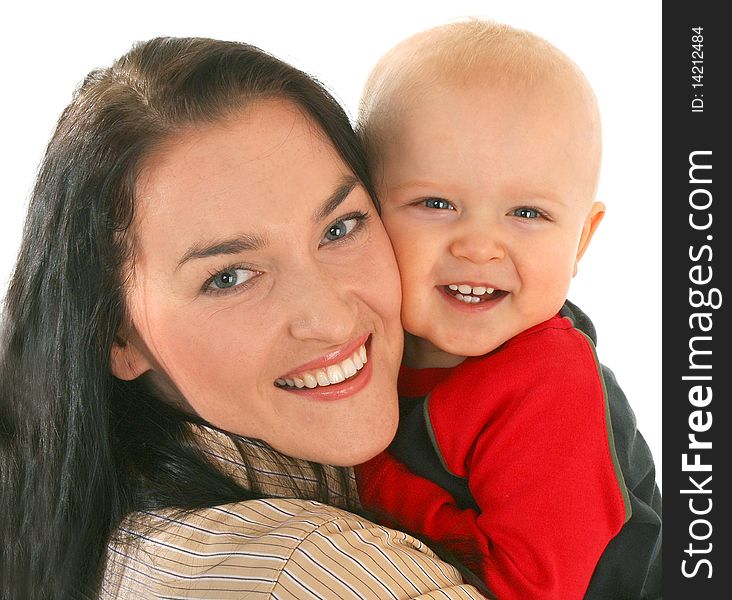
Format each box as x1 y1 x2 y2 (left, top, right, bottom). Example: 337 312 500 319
276 341 367 389
278 352 373 401
274 335 371 398
280 333 369 376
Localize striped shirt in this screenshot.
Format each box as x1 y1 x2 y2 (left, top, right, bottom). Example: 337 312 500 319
101 425 486 599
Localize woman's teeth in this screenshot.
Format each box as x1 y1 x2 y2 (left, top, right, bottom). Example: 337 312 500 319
276 344 367 389
447 283 497 304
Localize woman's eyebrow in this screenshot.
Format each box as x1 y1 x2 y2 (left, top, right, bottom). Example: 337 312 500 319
312 176 359 222
176 233 267 271
175 178 360 271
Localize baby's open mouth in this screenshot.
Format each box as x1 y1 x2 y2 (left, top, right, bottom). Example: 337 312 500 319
444 283 506 304
275 343 367 389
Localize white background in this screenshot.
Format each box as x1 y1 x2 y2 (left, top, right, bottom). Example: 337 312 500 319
0 0 662 486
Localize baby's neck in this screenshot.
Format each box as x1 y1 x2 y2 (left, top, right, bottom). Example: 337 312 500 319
403 332 466 369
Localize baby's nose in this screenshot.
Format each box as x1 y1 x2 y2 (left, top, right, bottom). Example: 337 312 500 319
449 228 504 264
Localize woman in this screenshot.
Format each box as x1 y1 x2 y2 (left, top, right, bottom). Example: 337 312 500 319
0 37 487 598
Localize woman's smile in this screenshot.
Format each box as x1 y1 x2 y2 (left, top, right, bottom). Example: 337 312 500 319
276 334 369 391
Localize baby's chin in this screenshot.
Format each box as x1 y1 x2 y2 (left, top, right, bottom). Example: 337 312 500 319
405 329 505 369
436 338 503 359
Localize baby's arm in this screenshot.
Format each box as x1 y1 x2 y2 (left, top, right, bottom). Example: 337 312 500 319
358 325 630 600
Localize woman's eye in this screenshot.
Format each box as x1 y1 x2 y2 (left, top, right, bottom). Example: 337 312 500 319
512 207 543 219
320 213 367 245
422 198 455 210
205 267 256 293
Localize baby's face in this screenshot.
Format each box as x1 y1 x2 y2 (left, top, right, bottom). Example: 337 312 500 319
378 77 603 366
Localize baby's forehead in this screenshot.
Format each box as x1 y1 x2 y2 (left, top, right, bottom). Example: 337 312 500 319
374 51 596 151
375 66 601 207
390 68 598 150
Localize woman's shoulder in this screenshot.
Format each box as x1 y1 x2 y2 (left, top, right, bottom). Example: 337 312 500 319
102 497 486 599
102 498 353 598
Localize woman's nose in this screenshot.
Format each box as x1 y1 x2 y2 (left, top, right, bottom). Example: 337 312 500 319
286 262 359 343
449 225 505 264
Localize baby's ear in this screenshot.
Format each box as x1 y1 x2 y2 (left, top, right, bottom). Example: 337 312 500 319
573 201 605 276
110 332 153 380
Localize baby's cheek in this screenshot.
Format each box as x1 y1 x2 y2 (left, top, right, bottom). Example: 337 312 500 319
399 290 430 337
392 239 428 279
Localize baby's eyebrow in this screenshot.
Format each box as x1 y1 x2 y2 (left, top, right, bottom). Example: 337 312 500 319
389 179 442 192
516 193 566 207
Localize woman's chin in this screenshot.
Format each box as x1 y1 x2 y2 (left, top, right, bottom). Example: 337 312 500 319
323 411 399 467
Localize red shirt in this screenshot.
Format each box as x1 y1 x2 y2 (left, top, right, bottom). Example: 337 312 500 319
357 315 630 600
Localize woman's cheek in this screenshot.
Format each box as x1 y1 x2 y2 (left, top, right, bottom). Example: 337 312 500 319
365 227 403 320
143 299 238 391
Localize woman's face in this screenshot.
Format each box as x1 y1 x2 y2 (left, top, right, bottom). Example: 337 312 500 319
113 99 403 466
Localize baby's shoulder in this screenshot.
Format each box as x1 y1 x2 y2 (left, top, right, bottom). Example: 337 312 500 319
504 316 598 371
460 315 598 383
427 317 604 431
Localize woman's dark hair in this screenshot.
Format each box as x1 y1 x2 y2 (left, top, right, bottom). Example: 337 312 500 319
0 37 490 599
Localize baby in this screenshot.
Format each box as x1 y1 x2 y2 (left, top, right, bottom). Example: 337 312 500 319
356 20 661 600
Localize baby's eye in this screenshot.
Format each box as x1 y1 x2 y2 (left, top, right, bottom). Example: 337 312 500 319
422 198 455 210
206 267 257 292
512 207 544 219
320 213 368 245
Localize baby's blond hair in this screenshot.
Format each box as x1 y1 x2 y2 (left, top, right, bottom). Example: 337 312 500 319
358 19 600 173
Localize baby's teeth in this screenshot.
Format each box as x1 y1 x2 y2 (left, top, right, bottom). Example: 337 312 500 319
342 357 357 378
456 293 481 304
293 377 305 388
449 284 497 298
316 370 331 386
303 373 318 388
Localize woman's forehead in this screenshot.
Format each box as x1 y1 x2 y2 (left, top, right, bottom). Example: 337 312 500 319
131 100 353 265
139 101 317 181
